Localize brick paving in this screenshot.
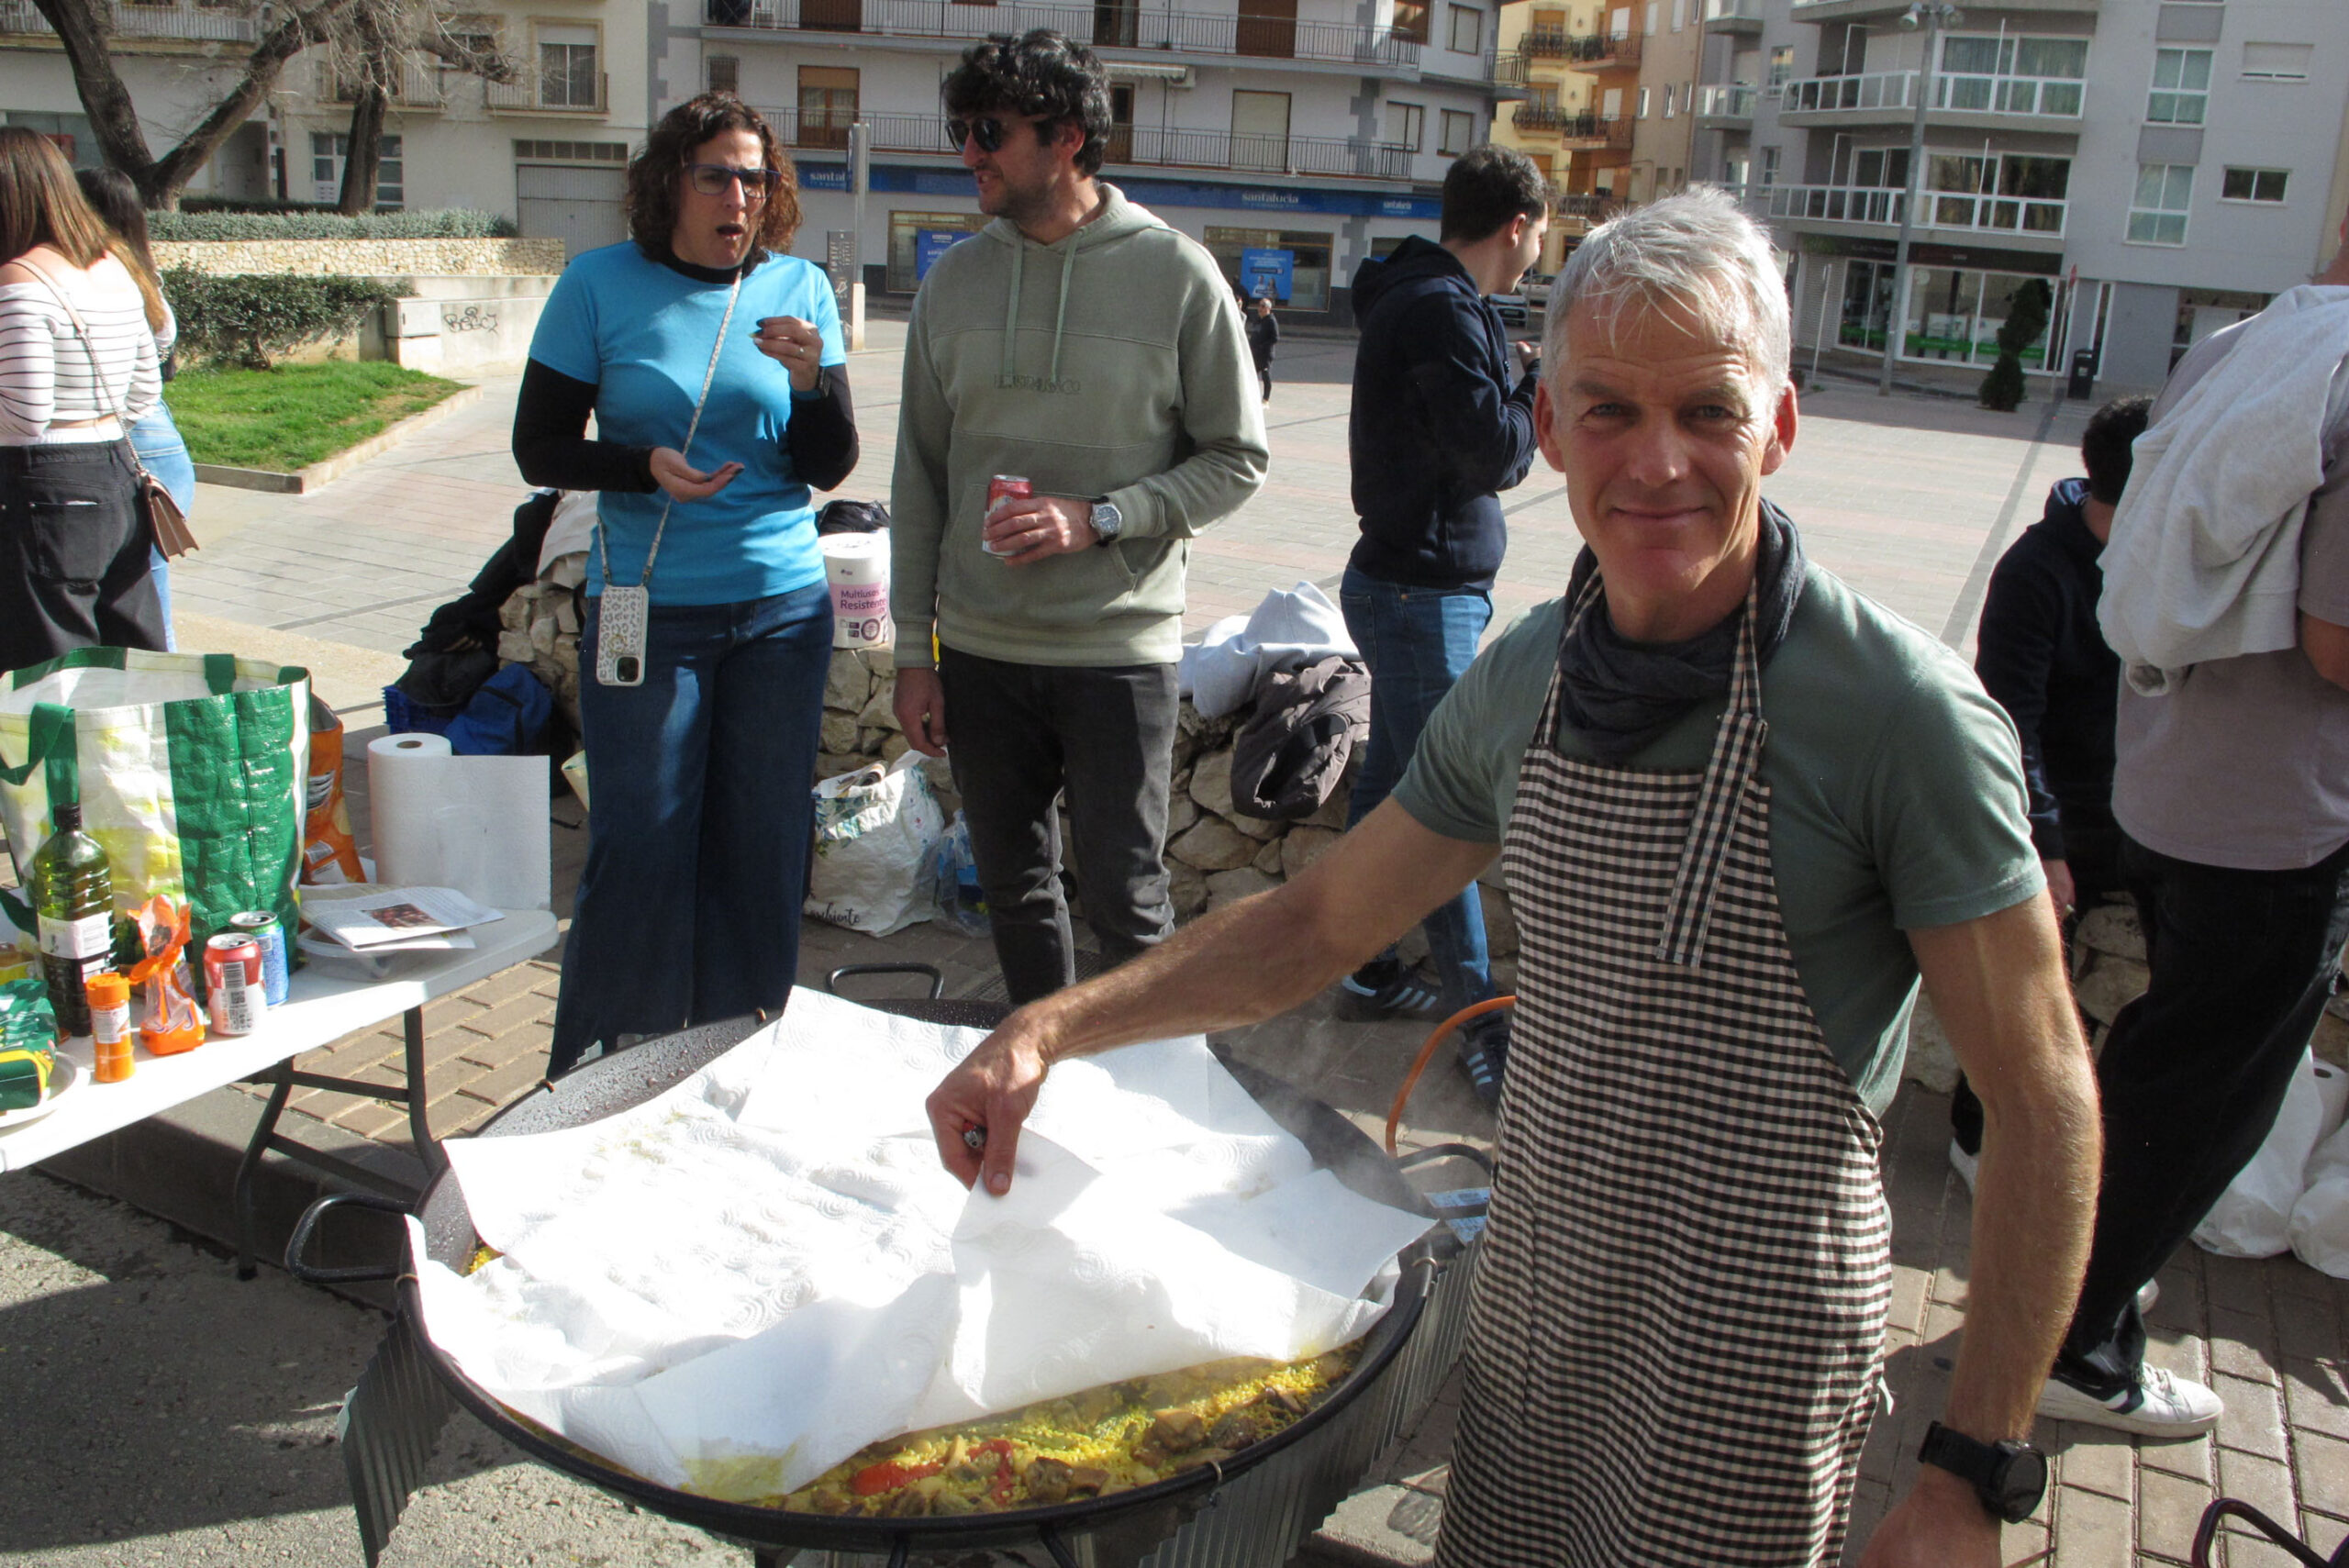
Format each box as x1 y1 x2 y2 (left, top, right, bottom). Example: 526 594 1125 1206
144 325 2347 1565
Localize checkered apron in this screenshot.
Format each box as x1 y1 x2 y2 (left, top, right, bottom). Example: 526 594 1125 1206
1435 582 1891 1567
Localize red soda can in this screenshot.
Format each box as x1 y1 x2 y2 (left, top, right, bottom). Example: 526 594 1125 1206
204 933 264 1037
984 474 1032 556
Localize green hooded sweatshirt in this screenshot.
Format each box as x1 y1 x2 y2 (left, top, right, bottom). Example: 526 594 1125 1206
889 184 1269 669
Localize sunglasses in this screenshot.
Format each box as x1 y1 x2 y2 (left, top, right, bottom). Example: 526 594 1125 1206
946 116 1040 154
685 162 781 200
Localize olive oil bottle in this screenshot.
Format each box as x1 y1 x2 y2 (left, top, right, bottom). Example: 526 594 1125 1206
31 802 113 1038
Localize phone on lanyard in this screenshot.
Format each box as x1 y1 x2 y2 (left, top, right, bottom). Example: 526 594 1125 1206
596 584 651 687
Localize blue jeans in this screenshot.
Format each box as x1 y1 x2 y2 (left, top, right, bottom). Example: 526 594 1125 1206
1340 567 1496 1016
131 404 194 653
550 582 833 1075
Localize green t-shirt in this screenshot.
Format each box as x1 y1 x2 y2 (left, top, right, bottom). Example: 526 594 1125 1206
1392 562 2043 1116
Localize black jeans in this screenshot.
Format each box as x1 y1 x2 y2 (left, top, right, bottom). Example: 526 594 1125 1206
2058 830 2349 1392
0 440 166 676
938 646 1178 1005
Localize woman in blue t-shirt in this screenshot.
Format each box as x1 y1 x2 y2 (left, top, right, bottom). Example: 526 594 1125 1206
515 95 859 1075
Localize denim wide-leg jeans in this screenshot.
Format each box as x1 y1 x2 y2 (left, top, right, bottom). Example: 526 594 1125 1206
550 582 832 1075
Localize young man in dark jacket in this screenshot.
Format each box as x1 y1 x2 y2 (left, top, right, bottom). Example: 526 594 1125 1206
1246 295 1279 402
1949 395 2151 1181
1336 145 1547 1103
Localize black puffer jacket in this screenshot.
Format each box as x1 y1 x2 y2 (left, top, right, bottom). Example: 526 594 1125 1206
1346 237 1541 589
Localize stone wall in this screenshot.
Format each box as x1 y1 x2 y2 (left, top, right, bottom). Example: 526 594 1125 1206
152 238 566 277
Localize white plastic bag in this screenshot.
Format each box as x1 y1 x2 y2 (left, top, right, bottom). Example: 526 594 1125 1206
2192 1051 2349 1258
2291 1108 2349 1276
805 752 946 937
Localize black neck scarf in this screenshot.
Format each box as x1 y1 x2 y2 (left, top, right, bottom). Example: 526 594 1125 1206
1553 499 1808 762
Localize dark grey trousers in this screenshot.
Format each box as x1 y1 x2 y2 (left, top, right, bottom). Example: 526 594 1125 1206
0 440 166 676
937 645 1178 1005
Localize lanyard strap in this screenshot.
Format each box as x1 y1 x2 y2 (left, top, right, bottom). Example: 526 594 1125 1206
598 268 745 594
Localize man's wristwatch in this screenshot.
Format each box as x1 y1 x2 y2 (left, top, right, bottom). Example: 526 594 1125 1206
1089 498 1124 546
1918 1421 2047 1524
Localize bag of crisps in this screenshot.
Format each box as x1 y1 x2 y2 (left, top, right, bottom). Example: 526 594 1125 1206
125 895 205 1056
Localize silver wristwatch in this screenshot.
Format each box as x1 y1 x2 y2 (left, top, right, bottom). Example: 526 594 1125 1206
1090 498 1124 546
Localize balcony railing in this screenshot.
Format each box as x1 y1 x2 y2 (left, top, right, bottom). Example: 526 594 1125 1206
1512 101 1564 129
1562 30 1639 70
710 0 1421 69
1519 26 1571 58
1702 0 1761 24
1553 191 1620 223
1780 68 2084 118
758 108 1413 179
0 0 258 43
316 54 451 108
1695 83 1755 118
1558 112 1632 149
1765 181 2067 238
486 70 608 114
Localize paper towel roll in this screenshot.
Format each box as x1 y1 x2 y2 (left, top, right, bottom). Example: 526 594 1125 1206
369 733 552 910
821 531 892 651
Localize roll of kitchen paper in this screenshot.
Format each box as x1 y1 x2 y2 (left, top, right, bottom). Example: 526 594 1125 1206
368 732 552 910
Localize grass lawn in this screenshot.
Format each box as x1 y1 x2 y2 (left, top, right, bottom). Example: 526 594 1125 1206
168 361 467 473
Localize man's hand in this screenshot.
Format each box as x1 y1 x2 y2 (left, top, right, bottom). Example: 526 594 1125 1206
985 495 1100 563
751 314 825 394
894 665 949 756
927 1012 1056 1195
2043 858 2076 920
1857 1468 2001 1568
650 447 743 502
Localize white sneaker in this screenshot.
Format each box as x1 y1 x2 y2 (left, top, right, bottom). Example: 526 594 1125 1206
1948 1139 1979 1193
2035 1365 2221 1437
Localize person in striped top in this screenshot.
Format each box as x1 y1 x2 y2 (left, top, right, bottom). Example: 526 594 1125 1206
0 127 166 674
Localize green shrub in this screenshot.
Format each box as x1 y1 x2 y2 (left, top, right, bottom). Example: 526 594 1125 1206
1978 278 2053 413
150 207 519 241
161 269 414 370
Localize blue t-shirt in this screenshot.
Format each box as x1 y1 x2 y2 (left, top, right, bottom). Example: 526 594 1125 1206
528 242 845 606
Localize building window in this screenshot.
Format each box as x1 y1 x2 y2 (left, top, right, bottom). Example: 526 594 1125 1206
1671 0 1685 28
536 25 599 109
1440 109 1475 155
1447 5 1480 52
707 54 739 95
309 131 403 207
2221 167 2288 203
1643 1 1657 33
2241 41 2312 81
1899 267 2056 369
1759 145 1779 185
1936 35 2087 116
513 139 628 162
1386 101 1424 150
1203 227 1334 312
2127 163 2193 245
1392 0 1430 44
797 65 858 150
887 211 988 293
1637 86 1651 117
1766 45 1793 95
2147 47 2210 125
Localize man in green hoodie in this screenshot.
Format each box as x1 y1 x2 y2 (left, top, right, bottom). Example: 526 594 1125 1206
890 30 1269 1003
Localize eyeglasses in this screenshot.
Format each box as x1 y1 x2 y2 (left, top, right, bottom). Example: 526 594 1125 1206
685 163 781 200
946 116 1026 154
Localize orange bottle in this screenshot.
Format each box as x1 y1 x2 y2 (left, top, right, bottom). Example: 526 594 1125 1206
86 972 133 1083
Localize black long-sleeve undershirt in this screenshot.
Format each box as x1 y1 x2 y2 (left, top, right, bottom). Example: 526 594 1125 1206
511 357 860 497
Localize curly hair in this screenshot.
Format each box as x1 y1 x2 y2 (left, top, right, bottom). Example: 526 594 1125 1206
941 30 1112 177
626 95 800 259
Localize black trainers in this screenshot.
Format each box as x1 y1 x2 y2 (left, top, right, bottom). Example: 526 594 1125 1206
1456 1013 1509 1107
1334 961 1444 1021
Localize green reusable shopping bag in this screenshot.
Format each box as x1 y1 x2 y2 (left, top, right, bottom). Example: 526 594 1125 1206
0 649 309 952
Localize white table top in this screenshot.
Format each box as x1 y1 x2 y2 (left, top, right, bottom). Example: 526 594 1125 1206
0 908 561 1173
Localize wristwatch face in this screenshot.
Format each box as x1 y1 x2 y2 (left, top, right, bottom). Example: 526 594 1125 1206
1093 501 1122 541
1994 1445 2048 1523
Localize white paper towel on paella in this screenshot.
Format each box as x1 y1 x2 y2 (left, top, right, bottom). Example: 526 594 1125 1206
409 988 1431 1500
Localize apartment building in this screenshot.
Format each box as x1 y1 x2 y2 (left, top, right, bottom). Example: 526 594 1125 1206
687 0 1513 321
1690 0 2349 393
0 2 652 254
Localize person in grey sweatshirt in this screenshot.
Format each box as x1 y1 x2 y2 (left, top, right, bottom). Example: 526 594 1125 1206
891 29 1268 1004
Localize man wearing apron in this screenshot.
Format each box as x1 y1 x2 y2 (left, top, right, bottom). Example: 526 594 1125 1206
926 189 2101 1566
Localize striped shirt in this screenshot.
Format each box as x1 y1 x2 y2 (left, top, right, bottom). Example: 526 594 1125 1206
0 252 161 445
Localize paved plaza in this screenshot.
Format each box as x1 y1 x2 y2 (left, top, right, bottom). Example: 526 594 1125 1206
9 318 2342 1568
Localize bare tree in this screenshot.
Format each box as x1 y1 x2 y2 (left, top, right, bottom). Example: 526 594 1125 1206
328 3 517 213
33 0 361 209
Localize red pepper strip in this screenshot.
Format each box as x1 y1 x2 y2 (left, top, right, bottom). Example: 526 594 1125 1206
991 1452 1016 1507
850 1459 941 1496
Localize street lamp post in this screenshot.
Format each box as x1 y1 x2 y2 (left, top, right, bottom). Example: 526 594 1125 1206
1877 0 1961 395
